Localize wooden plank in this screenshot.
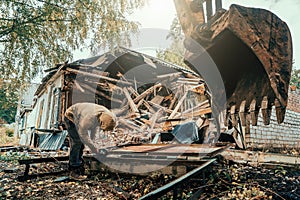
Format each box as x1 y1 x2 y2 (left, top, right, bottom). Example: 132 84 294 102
222 149 300 166
148 101 174 114
123 87 139 114
112 105 129 116
128 86 155 113
149 108 164 132
177 77 202 82
133 83 162 103
139 159 216 200
181 107 212 118
127 87 139 97
191 84 205 94
73 80 85 93
176 80 200 85
118 118 141 131
168 91 188 119
91 69 109 77
156 72 182 79
140 99 156 114
77 80 122 104
83 79 122 93
168 88 180 110
18 156 69 165
66 68 132 85
150 95 164 105
60 72 66 126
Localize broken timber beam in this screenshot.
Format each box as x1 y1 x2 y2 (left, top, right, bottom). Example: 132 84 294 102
156 72 182 79
66 68 132 85
123 87 139 114
118 118 141 131
181 107 212 118
148 101 174 114
168 91 188 119
133 83 162 103
77 80 122 104
73 80 85 93
182 100 210 114
139 99 156 114
140 158 216 200
18 156 69 181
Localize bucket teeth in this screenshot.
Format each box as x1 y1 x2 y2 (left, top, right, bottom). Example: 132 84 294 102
261 96 272 125
230 105 237 126
245 114 251 134
274 98 285 124
250 99 259 126
239 100 247 126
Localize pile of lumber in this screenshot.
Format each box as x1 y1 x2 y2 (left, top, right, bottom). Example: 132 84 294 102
66 67 213 148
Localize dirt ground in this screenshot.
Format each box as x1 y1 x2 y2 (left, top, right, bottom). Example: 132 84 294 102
0 153 299 200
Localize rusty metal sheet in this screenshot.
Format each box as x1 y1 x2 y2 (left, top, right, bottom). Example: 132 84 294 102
174 1 292 125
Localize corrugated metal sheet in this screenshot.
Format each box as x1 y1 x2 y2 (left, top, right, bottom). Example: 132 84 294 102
38 130 68 150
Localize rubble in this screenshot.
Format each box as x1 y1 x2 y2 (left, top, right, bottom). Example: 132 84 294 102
65 60 214 149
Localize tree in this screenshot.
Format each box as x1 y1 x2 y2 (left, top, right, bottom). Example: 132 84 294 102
0 80 18 124
290 68 300 89
156 17 186 67
0 0 145 88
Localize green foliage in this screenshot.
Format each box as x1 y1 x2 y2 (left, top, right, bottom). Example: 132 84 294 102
0 0 145 88
275 166 287 176
0 81 18 124
5 128 14 137
0 151 30 161
156 17 186 67
0 127 19 145
290 68 300 89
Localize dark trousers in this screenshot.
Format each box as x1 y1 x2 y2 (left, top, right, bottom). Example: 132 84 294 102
64 118 84 168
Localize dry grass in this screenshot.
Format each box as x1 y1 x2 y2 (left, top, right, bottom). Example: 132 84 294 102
0 127 19 146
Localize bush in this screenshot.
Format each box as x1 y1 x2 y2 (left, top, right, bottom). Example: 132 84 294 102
0 127 18 145
5 129 14 137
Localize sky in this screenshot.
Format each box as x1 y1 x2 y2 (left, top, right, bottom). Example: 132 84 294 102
123 0 300 69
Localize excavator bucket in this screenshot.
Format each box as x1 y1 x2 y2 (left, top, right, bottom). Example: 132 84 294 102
174 0 293 127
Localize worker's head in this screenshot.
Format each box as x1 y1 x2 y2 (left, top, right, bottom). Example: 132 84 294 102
99 111 117 131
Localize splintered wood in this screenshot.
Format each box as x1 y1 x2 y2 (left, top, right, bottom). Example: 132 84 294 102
66 68 212 148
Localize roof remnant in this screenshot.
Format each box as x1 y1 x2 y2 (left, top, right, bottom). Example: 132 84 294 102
37 131 68 150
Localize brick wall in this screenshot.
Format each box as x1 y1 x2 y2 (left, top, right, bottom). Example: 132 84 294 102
286 89 300 113
248 89 300 149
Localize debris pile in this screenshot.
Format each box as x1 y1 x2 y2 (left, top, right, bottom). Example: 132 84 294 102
66 66 213 148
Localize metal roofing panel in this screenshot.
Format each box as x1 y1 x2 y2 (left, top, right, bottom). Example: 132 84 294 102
38 130 68 150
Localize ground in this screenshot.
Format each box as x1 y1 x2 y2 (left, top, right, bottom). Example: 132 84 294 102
0 154 299 200
1 128 300 199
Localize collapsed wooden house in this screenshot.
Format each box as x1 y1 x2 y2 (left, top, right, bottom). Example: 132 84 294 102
17 47 216 150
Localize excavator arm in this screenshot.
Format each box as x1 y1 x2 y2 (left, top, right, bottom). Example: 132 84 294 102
173 0 293 129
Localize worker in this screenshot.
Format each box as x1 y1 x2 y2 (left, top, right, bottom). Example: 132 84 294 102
64 102 117 180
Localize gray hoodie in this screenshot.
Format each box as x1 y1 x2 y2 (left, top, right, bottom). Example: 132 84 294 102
65 102 116 135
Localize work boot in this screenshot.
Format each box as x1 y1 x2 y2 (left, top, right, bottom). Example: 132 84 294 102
79 164 85 175
69 166 87 181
